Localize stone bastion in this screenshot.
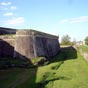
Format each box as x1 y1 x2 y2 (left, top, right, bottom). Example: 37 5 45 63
0 29 60 60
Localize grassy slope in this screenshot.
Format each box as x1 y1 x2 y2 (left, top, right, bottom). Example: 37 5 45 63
79 45 88 53
37 52 88 88
0 47 88 88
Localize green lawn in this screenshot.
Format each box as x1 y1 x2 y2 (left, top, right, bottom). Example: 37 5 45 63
0 47 88 88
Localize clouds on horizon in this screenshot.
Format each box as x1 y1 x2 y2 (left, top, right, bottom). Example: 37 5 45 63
0 1 25 26
4 17 25 26
3 12 14 16
60 16 88 24
0 1 17 11
0 2 12 6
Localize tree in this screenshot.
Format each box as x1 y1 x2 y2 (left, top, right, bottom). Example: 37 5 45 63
84 36 88 45
71 39 76 45
61 35 71 45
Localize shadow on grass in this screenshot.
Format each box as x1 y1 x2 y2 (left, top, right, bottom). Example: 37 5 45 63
0 38 77 88
37 76 71 88
49 46 77 63
0 39 37 88
35 46 77 88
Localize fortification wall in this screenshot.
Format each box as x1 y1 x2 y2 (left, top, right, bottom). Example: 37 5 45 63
14 30 35 59
0 29 60 60
0 39 15 57
14 30 60 59
0 27 16 35
34 36 59 57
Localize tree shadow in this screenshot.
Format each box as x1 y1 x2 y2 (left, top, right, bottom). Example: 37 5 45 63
37 76 71 88
48 46 77 63
60 46 77 59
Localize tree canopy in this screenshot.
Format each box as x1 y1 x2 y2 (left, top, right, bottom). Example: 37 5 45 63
61 35 71 45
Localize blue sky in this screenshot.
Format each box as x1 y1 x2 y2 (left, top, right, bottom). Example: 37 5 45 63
0 0 88 41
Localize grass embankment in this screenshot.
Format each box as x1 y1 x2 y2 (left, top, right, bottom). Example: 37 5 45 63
0 57 32 69
0 46 88 88
79 45 88 53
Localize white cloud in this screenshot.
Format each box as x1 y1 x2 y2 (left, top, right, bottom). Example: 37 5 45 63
10 6 17 10
3 12 14 16
59 19 68 24
4 17 25 25
59 16 88 24
0 2 17 11
0 2 12 6
1 6 17 11
70 16 88 23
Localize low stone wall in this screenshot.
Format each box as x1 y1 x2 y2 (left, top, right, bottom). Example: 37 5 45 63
79 49 88 61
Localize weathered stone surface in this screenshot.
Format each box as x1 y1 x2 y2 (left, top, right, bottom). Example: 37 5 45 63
0 28 60 60
14 30 35 60
34 36 60 57
0 39 15 57
14 30 60 59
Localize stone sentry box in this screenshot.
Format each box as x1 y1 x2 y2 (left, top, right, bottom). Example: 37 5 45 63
14 30 60 60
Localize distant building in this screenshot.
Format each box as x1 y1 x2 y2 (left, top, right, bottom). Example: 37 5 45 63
76 41 85 46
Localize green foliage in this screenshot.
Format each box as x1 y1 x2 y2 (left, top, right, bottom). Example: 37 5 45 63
61 35 71 45
84 36 88 45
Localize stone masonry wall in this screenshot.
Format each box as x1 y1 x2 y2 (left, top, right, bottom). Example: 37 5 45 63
34 36 60 58
0 29 60 60
14 30 60 60
0 39 15 57
14 30 35 60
